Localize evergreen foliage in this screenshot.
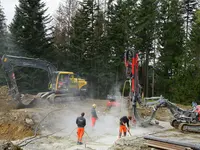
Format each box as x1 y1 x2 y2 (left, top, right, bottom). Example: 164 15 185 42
10 0 54 60
0 2 7 55
0 2 7 85
155 0 185 98
9 0 55 94
1 0 200 103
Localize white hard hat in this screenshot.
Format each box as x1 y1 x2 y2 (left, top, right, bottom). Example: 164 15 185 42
92 104 96 108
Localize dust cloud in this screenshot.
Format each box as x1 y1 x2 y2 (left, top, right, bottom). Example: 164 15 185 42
16 86 172 150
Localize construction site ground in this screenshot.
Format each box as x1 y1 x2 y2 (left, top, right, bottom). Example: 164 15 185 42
0 87 200 150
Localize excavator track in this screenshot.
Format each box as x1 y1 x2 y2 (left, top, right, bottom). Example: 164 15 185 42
178 122 200 133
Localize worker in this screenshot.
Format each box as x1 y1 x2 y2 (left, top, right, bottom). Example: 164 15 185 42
119 116 131 138
76 112 86 145
192 101 198 109
58 75 65 89
91 104 98 127
64 75 70 88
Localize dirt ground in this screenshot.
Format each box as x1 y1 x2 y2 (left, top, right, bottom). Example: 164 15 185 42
0 86 15 112
0 86 199 150
0 110 35 141
0 86 35 141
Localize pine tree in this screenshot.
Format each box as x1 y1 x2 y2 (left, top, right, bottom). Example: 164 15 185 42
53 0 78 69
68 0 120 97
134 0 158 97
68 0 97 96
177 10 200 103
0 1 7 56
53 0 78 50
10 0 55 60
106 0 138 75
169 10 200 104
9 0 56 94
189 10 200 58
0 2 7 85
102 0 140 96
156 0 185 98
68 0 93 72
183 0 198 38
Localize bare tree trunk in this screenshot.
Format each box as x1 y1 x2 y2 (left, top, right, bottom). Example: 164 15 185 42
152 47 155 97
53 0 78 46
145 50 149 97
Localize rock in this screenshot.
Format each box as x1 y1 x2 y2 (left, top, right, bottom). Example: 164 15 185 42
25 118 34 125
108 136 151 150
155 120 159 125
1 141 23 150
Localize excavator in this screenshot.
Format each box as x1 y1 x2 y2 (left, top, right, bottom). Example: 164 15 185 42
1 54 88 108
123 49 200 133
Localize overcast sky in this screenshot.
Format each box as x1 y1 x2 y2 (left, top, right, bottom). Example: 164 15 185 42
1 0 62 25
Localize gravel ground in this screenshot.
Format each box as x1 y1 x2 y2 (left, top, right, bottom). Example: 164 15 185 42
0 98 199 150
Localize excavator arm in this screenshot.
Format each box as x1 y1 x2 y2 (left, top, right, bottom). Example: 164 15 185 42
1 55 57 104
123 49 200 133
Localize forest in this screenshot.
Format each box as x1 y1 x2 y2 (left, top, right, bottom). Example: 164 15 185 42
0 0 200 104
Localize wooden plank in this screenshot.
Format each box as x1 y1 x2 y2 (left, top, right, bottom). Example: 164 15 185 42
144 140 193 150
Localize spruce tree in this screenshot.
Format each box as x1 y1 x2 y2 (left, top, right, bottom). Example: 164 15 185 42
0 2 7 85
9 0 55 94
10 0 55 60
53 0 78 69
179 10 200 103
68 0 96 96
169 10 200 104
69 0 116 97
156 0 185 99
105 0 138 77
0 2 7 55
134 0 158 97
183 0 198 38
189 10 200 57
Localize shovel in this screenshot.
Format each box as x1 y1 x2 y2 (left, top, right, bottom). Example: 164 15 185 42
124 124 132 136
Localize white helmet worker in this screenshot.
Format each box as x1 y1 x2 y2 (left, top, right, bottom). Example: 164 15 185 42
92 104 96 108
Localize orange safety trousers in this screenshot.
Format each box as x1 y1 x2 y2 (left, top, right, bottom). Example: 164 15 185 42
119 125 127 133
77 127 84 142
91 117 97 127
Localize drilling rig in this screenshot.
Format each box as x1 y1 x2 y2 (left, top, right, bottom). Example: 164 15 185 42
123 49 200 133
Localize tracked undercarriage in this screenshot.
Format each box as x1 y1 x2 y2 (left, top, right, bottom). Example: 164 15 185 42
171 119 200 133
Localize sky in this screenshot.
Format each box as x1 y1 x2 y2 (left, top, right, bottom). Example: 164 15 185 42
1 0 62 25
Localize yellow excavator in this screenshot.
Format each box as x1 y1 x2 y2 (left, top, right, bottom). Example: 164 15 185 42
1 55 88 108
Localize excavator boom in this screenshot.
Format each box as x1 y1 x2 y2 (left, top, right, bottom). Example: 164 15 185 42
1 55 57 107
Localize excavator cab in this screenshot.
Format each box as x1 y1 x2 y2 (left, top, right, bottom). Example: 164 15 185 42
51 71 87 95
57 72 77 92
